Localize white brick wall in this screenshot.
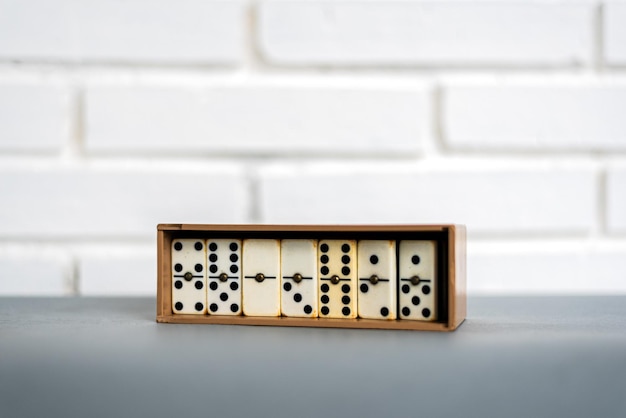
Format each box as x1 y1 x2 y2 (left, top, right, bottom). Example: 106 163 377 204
259 163 596 234
0 256 69 295
0 0 244 63
604 2 626 65
85 82 427 156
1 0 625 296
80 252 155 296
0 83 70 151
469 242 626 294
443 83 626 151
259 1 593 65
0 166 248 238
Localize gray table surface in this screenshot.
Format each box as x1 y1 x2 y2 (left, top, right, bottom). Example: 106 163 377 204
1 296 625 418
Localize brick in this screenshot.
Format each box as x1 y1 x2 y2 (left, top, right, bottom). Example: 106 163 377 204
0 167 248 238
607 168 626 233
0 257 67 295
605 2 626 65
0 84 69 152
469 245 626 294
258 1 593 65
79 253 154 296
258 164 595 234
0 0 243 63
443 84 626 151
85 83 426 156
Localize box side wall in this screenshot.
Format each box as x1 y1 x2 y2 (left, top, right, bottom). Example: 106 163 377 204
174 224 448 233
449 225 467 330
156 229 174 321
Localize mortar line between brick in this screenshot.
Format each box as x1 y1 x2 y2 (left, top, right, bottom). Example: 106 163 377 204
67 257 80 296
1 65 625 84
241 0 264 74
61 85 85 162
431 84 446 156
594 3 605 72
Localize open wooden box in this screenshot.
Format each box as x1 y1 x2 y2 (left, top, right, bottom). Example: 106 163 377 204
156 224 466 331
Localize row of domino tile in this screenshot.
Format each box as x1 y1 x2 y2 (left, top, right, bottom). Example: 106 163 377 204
171 238 437 321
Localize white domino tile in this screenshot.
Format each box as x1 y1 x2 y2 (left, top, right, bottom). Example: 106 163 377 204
206 239 242 315
280 239 318 318
242 239 281 317
398 241 437 321
357 240 397 320
171 238 206 314
318 240 357 319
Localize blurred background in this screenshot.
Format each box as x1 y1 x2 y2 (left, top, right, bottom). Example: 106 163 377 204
0 0 625 296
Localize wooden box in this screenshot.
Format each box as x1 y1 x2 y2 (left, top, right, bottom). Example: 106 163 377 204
156 224 466 331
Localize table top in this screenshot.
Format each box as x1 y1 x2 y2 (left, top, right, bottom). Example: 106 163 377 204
1 296 625 418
